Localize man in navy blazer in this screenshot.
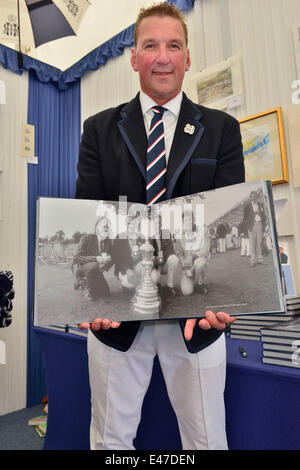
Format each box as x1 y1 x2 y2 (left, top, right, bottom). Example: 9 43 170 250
242 190 266 266
76 93 244 354
77 3 245 450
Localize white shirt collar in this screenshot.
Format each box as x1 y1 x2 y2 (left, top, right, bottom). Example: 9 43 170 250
139 90 183 117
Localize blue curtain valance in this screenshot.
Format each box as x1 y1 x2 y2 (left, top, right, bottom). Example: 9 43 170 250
0 0 195 90
61 24 135 90
0 24 134 90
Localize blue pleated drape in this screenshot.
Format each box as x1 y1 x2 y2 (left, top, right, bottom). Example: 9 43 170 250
27 71 81 406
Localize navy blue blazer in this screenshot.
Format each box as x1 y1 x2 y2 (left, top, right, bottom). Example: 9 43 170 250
243 200 266 233
75 92 245 353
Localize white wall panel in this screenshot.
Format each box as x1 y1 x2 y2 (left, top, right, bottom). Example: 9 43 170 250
0 66 28 415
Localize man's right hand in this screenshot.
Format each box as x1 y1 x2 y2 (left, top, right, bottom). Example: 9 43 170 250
78 318 121 330
96 255 111 269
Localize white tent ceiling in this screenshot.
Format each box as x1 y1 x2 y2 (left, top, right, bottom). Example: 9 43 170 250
1 0 158 71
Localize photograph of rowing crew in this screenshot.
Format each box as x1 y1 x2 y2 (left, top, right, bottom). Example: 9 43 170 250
34 180 285 326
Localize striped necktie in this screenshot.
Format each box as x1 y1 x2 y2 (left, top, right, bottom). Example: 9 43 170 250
146 106 167 205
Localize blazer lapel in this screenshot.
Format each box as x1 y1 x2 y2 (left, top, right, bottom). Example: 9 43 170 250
117 93 147 181
166 93 205 199
117 93 206 193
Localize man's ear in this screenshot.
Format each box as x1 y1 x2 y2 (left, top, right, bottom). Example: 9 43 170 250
185 48 191 72
131 48 138 72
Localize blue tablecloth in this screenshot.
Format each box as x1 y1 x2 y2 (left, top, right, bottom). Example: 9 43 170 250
225 336 300 450
34 327 300 450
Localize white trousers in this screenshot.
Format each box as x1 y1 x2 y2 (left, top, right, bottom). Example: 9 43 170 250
248 222 263 264
87 321 228 450
217 238 226 253
159 255 207 290
241 237 250 256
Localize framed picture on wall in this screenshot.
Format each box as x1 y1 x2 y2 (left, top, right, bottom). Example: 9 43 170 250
188 55 244 111
239 107 289 185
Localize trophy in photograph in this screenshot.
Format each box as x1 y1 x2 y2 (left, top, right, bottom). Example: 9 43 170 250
132 240 161 316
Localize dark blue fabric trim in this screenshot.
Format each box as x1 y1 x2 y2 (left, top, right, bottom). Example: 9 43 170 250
0 0 195 89
0 43 63 82
61 24 135 90
168 0 195 10
167 124 205 199
0 24 134 90
117 116 147 181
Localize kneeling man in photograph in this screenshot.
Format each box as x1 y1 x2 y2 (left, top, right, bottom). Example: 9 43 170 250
72 216 134 300
174 211 210 295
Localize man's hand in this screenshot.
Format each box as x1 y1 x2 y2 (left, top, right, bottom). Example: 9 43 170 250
78 311 233 336
181 256 193 269
184 311 236 341
78 318 121 331
96 255 111 269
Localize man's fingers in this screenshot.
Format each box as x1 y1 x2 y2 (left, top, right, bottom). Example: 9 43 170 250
90 318 121 330
198 318 212 330
206 310 226 329
203 310 232 330
184 318 197 341
91 318 102 330
102 319 112 330
216 312 236 324
81 313 233 336
210 310 229 329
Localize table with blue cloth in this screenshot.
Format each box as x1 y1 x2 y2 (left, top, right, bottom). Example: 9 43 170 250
34 327 300 450
225 335 300 450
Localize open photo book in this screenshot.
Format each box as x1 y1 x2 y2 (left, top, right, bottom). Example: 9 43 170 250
33 180 285 326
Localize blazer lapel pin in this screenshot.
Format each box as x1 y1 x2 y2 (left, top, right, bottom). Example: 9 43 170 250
184 123 195 135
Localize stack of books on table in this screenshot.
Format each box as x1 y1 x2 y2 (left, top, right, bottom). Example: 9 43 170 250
284 295 300 314
228 295 300 342
260 315 300 369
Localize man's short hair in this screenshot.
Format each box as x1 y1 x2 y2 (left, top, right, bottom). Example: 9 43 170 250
134 2 188 47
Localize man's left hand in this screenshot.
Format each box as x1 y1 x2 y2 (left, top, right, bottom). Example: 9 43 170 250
184 311 236 341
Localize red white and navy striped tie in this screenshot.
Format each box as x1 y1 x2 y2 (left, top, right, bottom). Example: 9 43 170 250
146 106 167 205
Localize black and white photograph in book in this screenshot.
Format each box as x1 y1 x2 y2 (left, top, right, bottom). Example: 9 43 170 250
33 180 285 326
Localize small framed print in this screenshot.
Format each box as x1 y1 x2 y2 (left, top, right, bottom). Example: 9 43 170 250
188 55 244 111
239 107 288 185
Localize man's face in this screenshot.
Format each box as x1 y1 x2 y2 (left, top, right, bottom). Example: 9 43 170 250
183 214 193 232
131 15 191 106
96 218 110 240
128 217 140 239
